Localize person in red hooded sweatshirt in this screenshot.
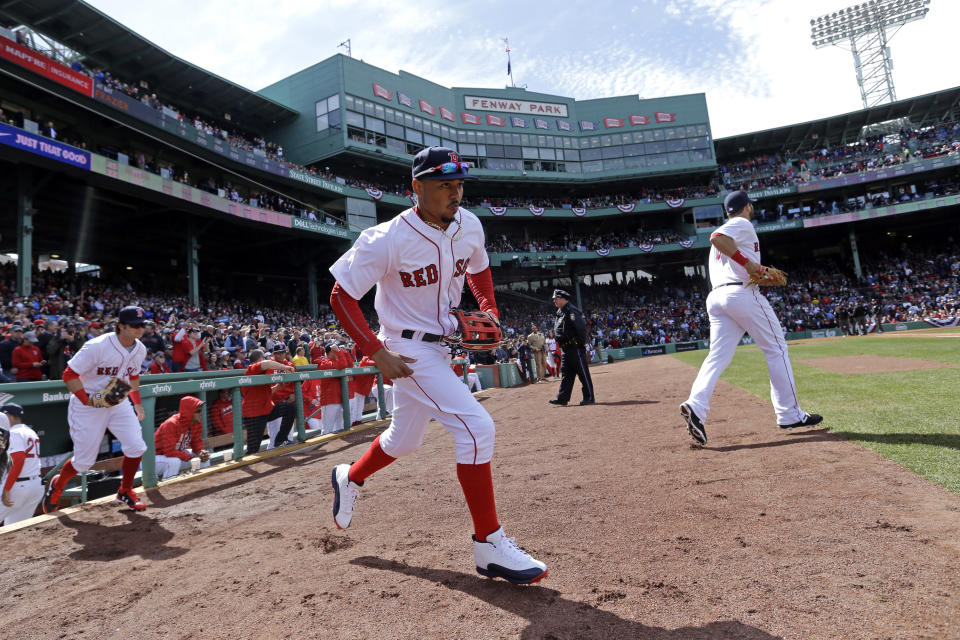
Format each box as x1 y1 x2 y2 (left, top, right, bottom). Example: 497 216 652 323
153 396 209 480
208 389 234 436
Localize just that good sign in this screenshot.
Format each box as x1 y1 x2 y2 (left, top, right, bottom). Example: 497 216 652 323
463 96 569 117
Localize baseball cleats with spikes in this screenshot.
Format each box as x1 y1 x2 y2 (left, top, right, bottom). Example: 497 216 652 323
42 474 62 514
331 463 362 529
474 527 548 585
680 402 707 446
115 487 147 511
779 413 824 430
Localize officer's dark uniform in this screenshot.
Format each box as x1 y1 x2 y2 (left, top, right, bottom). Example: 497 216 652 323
549 289 595 406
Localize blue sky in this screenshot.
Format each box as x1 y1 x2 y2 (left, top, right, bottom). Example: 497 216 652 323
84 0 957 138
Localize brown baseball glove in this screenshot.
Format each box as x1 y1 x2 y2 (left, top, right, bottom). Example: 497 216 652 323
448 310 503 351
749 265 787 287
198 449 210 463
89 377 133 408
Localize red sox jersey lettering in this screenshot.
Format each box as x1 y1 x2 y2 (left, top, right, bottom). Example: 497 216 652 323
330 207 489 336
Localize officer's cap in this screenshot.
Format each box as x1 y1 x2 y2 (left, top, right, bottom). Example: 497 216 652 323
552 289 571 300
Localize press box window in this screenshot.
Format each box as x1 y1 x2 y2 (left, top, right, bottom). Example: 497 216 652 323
316 94 341 133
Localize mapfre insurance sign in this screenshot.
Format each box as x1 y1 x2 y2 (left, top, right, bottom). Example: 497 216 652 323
463 95 568 117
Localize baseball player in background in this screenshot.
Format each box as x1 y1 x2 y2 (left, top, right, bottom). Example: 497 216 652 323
0 403 44 525
326 146 547 585
42 306 151 513
680 191 823 446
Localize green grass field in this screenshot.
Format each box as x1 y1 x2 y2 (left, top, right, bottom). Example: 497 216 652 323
672 328 960 496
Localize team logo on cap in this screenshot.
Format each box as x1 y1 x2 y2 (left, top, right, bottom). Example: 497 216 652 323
448 151 460 163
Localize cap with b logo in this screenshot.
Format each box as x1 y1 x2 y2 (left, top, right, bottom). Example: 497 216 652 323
412 146 476 181
723 190 753 215
118 306 147 325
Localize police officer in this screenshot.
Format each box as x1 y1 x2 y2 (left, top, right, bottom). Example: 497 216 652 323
548 289 595 406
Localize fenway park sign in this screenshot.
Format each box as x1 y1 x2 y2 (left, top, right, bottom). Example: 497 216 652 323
463 95 568 117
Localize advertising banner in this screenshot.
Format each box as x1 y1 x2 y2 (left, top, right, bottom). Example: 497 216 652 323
674 342 700 352
0 39 93 96
641 345 667 356
0 122 90 169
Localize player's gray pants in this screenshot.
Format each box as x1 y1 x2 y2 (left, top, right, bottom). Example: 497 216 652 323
685 286 806 425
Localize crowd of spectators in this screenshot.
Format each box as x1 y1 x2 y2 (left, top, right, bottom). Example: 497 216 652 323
486 229 686 254
0 236 957 383
750 172 960 224
462 183 719 211
721 121 960 192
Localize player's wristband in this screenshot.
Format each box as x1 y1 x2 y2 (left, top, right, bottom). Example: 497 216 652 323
130 390 142 404
73 388 90 405
730 250 749 267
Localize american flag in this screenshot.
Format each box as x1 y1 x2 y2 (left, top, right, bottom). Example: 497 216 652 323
397 92 413 107
372 83 393 101
534 118 549 130
578 120 596 131
511 116 527 128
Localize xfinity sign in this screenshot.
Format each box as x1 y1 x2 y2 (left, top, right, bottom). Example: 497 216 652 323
464 96 568 117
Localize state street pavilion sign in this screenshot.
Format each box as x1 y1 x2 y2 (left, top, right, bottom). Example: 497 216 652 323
463 95 568 118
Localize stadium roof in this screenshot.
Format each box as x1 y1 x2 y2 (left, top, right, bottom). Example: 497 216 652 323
0 0 298 130
715 85 960 159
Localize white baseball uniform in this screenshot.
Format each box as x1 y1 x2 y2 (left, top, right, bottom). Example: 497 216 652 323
0 416 44 525
683 216 807 425
66 333 148 471
330 207 495 464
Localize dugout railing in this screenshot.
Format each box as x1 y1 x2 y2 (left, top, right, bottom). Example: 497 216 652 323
1 361 470 499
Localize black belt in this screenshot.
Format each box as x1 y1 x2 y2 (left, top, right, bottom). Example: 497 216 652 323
714 282 744 289
400 330 443 342
17 476 39 482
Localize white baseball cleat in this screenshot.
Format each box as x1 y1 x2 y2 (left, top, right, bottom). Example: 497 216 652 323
474 527 548 585
331 464 362 529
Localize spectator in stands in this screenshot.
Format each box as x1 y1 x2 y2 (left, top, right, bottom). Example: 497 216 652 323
240 349 295 456
153 396 208 480
139 322 165 356
45 324 77 381
12 331 44 382
148 352 171 375
291 346 309 367
224 326 244 354
0 327 24 383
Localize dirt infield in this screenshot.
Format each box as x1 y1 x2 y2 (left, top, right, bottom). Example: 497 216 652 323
2 356 959 640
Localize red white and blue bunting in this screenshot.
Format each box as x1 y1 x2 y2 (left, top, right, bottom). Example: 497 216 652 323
666 198 686 208
572 207 586 217
616 203 636 213
596 248 611 256
678 239 695 249
640 243 654 252
489 206 507 216
529 205 544 216
925 317 959 328
365 187 383 200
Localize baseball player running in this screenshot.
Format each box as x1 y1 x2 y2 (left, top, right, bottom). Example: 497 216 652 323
326 146 547 585
0 402 44 525
42 306 151 513
680 191 822 445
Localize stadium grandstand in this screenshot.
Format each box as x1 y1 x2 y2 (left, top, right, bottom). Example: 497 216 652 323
0 1 959 482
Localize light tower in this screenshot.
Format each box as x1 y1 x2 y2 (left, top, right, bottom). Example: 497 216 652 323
810 0 930 109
